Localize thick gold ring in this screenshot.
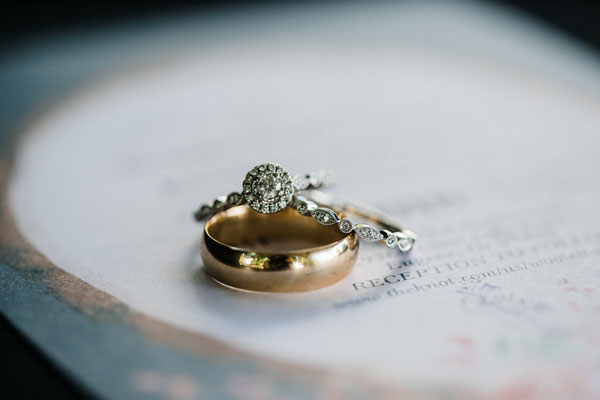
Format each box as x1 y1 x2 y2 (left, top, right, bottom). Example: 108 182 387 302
201 205 358 292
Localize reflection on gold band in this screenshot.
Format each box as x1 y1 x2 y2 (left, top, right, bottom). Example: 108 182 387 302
201 205 358 292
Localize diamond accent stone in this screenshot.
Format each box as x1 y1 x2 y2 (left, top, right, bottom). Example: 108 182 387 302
308 172 322 188
384 232 398 248
257 175 282 199
311 208 339 225
213 198 224 209
397 235 413 252
292 174 310 190
355 224 384 242
242 163 293 213
194 204 212 220
339 218 353 233
226 192 242 206
296 202 308 215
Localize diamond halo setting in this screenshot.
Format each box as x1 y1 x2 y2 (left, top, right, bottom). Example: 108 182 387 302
242 162 294 214
194 164 417 253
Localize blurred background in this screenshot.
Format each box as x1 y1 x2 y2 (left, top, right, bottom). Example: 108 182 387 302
1 1 600 53
1 1 599 399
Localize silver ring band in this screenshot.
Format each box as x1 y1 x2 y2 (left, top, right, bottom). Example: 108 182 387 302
294 191 417 252
193 162 416 253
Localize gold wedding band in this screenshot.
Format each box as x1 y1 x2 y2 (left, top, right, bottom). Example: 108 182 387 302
201 205 358 292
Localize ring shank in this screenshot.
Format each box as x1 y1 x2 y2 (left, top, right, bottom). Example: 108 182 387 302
304 190 407 234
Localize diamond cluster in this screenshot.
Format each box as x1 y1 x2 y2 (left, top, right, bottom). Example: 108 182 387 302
242 163 293 214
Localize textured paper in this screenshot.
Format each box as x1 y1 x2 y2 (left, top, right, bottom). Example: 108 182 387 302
8 1 600 397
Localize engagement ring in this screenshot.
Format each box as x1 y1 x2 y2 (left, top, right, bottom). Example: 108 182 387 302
194 162 417 253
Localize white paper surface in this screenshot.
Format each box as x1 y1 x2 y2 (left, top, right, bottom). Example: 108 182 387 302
9 1 600 396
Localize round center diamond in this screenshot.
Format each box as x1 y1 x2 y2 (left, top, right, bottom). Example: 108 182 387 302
257 175 282 200
242 163 293 214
